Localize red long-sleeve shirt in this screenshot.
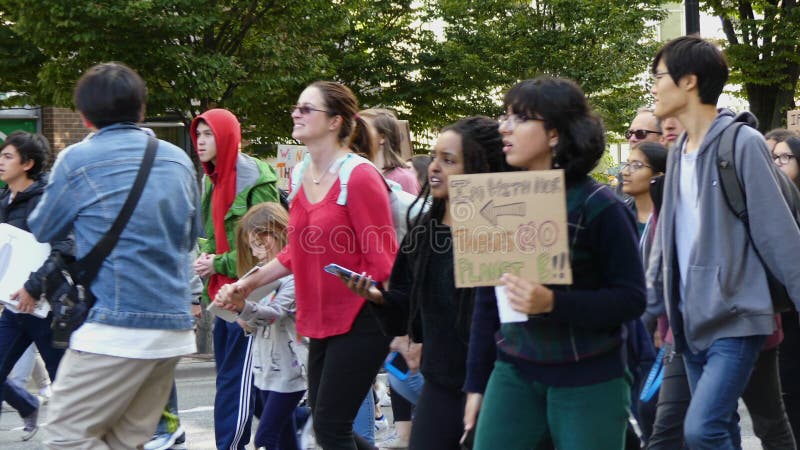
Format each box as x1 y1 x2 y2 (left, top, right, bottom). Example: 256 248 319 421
278 164 397 338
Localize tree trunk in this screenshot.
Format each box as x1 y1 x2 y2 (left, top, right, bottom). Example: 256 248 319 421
745 76 799 133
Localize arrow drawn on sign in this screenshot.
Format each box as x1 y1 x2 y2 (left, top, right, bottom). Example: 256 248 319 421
480 200 526 225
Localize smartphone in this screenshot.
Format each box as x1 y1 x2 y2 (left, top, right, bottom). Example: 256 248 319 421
384 351 410 381
323 263 378 287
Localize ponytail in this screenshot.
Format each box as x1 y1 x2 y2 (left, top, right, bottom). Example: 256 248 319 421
349 115 376 157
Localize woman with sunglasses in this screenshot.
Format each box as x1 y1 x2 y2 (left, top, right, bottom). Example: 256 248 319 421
463 77 646 450
216 81 397 450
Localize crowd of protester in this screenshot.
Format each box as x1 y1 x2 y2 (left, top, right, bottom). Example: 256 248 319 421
0 34 799 450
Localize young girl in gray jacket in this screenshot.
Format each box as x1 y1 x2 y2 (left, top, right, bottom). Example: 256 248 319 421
217 202 308 450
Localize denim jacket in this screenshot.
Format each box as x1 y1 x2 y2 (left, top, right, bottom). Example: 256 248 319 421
29 123 200 330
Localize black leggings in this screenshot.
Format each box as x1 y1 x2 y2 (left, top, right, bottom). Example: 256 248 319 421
308 307 391 450
409 380 465 450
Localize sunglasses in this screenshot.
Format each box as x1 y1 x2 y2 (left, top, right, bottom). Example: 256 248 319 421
625 129 662 140
289 105 332 115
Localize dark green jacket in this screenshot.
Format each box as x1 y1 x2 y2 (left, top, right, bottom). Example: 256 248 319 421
200 153 278 301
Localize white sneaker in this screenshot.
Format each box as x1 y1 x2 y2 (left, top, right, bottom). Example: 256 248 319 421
21 408 39 441
38 385 52 399
377 431 409 449
375 381 391 407
374 415 390 441
300 417 318 449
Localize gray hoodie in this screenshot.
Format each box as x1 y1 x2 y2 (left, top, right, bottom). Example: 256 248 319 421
648 109 800 353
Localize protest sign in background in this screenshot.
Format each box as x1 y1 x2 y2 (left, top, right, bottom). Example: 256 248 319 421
448 170 572 288
275 144 307 190
788 110 800 133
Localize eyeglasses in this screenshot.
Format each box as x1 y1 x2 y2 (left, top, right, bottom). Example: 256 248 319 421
620 160 654 172
289 104 332 115
625 129 662 140
773 153 796 165
652 71 670 82
497 113 544 130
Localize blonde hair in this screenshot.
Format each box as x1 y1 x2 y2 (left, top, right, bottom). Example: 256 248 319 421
235 203 289 277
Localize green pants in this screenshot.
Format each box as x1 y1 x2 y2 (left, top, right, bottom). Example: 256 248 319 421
475 360 630 450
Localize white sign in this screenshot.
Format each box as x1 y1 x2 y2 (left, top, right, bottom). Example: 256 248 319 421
0 224 51 318
276 144 307 190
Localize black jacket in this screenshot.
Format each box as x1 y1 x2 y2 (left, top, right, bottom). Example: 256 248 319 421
0 175 74 298
371 221 473 390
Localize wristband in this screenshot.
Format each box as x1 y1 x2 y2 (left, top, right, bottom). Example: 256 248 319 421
191 297 202 306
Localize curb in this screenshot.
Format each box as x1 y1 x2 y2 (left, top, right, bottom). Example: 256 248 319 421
176 353 216 378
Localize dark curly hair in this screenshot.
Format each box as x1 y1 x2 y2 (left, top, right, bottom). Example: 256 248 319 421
503 77 605 183
403 116 515 342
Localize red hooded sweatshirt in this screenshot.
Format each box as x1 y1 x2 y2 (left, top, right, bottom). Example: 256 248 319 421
190 109 241 299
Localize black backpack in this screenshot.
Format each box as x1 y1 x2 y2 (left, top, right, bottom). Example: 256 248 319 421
716 119 800 313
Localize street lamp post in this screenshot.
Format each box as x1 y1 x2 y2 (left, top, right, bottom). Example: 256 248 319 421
685 0 700 35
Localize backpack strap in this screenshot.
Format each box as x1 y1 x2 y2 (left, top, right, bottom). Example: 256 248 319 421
336 153 378 206
286 153 310 203
716 122 748 224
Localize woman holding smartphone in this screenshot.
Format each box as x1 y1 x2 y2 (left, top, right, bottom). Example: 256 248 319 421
216 81 396 450
343 116 513 450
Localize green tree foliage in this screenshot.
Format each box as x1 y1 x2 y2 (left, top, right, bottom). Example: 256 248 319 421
0 0 666 144
704 0 800 131
0 1 346 139
419 0 667 134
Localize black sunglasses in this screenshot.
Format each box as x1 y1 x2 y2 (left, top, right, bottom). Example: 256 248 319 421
625 129 662 140
289 105 332 115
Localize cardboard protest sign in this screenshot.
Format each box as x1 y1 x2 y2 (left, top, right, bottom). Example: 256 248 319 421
788 110 800 133
276 144 307 190
0 223 51 318
449 170 572 288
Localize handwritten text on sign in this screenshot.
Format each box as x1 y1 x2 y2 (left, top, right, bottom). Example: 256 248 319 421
276 144 308 190
449 170 572 287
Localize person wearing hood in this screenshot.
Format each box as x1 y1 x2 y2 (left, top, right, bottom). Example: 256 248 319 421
0 131 72 441
648 36 800 449
190 108 279 450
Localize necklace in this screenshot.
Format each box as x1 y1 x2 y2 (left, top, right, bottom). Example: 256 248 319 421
311 157 339 184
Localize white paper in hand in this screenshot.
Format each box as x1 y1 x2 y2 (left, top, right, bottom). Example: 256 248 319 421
0 224 52 318
245 279 281 303
495 285 528 323
206 302 239 323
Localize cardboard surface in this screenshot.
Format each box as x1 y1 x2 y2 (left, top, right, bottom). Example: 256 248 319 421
276 144 307 190
788 110 800 133
449 170 572 287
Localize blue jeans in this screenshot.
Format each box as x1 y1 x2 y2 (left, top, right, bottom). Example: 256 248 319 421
682 335 767 450
388 371 424 405
154 381 180 435
0 309 64 417
353 391 375 443
8 344 36 387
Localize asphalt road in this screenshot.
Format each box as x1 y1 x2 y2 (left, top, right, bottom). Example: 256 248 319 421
0 354 764 449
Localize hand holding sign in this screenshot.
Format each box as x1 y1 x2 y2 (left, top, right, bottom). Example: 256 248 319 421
501 273 554 315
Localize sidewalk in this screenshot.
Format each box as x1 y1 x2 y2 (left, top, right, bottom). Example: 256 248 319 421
175 352 216 378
